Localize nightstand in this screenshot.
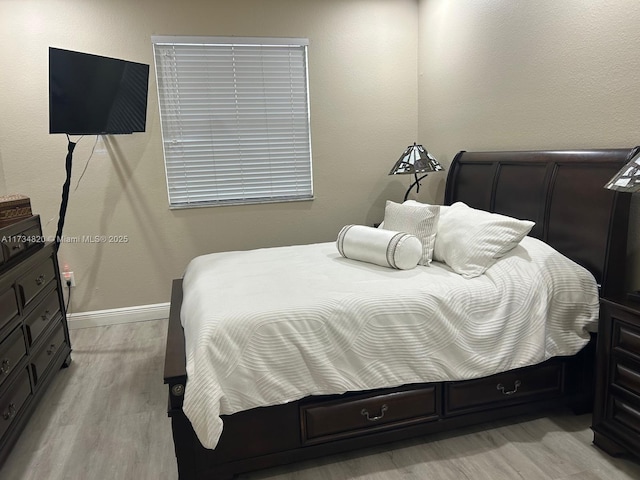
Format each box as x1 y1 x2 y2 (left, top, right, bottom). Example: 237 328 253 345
592 298 640 458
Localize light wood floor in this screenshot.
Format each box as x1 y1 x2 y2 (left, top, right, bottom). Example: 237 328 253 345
1 319 639 480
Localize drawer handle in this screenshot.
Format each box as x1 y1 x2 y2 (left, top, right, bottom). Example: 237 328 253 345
2 402 16 421
361 404 388 422
41 309 51 322
171 384 185 397
35 274 46 286
47 344 57 356
0 359 10 375
497 380 521 395
11 244 22 251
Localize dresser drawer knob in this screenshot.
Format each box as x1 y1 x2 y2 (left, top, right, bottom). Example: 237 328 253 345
35 274 46 286
2 402 16 420
0 359 10 375
361 404 388 422
497 380 521 395
41 309 51 322
47 344 57 356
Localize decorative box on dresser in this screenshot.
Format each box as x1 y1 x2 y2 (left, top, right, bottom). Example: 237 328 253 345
0 215 71 465
592 297 640 459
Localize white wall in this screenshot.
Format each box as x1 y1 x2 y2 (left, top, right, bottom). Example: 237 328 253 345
0 0 419 312
418 0 640 290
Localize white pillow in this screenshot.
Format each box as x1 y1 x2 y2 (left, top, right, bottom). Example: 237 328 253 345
382 200 440 265
433 202 535 278
336 225 422 270
404 199 449 215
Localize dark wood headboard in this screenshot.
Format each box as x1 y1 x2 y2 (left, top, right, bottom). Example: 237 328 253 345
444 149 634 297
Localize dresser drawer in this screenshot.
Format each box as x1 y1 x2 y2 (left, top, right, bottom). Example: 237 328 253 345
1 225 40 261
0 367 31 440
613 358 640 398
445 361 564 415
2 240 27 262
615 321 640 360
0 216 41 271
0 287 18 333
31 322 66 386
0 326 26 390
610 396 640 437
301 385 439 445
17 254 56 308
25 289 61 347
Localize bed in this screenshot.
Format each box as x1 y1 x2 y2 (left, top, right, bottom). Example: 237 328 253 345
164 148 634 480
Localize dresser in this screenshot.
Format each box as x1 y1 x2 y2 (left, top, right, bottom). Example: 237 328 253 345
592 297 640 459
0 215 71 465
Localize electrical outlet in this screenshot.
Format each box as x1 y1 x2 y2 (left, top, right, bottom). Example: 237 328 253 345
62 270 76 287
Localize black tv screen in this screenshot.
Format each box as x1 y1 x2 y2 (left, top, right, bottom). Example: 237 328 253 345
49 47 149 135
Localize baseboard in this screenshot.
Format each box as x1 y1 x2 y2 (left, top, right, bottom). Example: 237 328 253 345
66 302 170 330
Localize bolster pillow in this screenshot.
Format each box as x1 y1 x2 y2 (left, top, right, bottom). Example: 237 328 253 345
336 225 422 270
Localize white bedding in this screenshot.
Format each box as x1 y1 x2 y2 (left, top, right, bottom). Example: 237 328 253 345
180 236 599 449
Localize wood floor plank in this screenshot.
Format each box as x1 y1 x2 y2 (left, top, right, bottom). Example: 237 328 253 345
1 319 639 480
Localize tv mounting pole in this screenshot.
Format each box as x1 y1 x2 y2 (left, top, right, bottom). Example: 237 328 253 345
54 136 75 251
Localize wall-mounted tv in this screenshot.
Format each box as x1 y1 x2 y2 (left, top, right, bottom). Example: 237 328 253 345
49 47 149 135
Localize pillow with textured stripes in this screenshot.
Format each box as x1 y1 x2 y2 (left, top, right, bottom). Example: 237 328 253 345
336 225 422 270
403 199 449 217
433 202 535 278
381 200 440 265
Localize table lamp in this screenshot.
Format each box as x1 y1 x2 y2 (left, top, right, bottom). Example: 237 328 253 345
604 145 640 301
389 143 444 201
605 147 640 192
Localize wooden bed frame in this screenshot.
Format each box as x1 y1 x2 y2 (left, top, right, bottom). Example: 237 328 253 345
164 148 634 479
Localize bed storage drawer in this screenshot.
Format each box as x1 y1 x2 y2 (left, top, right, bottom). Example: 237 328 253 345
300 384 440 445
445 361 564 415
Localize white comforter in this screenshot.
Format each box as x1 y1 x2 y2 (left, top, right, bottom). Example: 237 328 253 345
180 236 599 449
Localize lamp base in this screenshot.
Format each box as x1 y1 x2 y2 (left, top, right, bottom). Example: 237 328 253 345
403 173 429 201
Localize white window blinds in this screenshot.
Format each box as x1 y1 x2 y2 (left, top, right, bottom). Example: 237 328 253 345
152 36 313 207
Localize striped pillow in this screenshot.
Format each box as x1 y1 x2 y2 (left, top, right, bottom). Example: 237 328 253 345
434 202 535 278
382 200 440 265
336 225 422 270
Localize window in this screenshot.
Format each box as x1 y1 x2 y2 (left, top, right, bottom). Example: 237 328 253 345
152 36 313 207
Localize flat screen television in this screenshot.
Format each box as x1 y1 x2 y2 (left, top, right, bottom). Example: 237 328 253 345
49 47 149 135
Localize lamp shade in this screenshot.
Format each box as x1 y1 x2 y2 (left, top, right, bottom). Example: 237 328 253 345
388 143 444 201
605 147 640 192
389 143 443 175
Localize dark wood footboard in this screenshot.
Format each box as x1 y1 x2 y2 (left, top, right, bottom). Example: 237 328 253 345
164 279 187 411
